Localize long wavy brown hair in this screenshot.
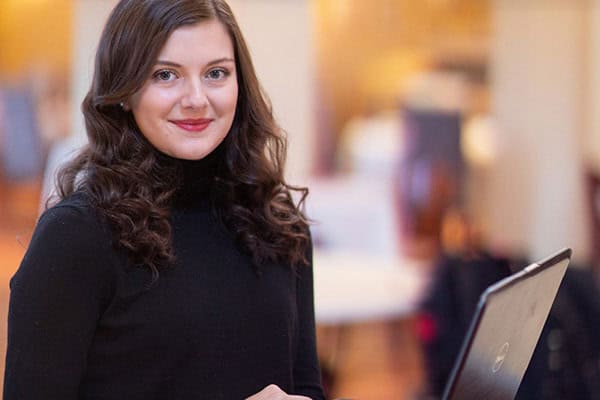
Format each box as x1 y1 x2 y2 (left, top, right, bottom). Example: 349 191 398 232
55 0 310 275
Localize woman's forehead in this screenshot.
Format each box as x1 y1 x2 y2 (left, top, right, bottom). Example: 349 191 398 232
156 20 235 63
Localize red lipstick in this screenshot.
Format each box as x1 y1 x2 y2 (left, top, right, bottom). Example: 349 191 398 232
170 118 212 132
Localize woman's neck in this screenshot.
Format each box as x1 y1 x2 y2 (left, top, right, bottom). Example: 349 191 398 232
172 148 222 206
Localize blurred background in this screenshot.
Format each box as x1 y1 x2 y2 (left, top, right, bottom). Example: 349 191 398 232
2 0 600 399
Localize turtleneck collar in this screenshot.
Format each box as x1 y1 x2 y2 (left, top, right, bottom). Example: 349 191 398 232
172 146 223 207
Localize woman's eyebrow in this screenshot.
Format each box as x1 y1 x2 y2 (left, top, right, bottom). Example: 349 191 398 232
155 60 182 67
206 57 235 66
154 57 235 67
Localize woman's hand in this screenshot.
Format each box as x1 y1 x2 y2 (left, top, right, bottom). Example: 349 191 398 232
245 384 311 400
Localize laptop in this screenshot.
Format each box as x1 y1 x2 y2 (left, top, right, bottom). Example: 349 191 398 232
442 248 571 400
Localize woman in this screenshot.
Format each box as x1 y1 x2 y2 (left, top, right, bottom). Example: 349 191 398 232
4 1 325 399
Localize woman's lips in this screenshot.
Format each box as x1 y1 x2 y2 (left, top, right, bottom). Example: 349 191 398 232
170 118 213 132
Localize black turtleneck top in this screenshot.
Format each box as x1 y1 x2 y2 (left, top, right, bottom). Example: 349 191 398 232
4 159 324 400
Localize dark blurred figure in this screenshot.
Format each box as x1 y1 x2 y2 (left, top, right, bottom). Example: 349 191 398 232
585 167 600 276
396 108 464 258
518 267 600 399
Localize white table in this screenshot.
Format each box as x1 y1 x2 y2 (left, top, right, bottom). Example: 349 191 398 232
312 250 429 395
313 250 429 325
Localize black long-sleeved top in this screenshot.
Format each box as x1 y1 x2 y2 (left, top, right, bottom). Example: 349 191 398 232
4 167 324 399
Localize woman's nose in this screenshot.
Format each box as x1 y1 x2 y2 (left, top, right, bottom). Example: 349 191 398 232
180 79 208 109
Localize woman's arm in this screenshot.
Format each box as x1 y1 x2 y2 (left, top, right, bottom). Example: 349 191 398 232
3 204 115 399
292 240 326 400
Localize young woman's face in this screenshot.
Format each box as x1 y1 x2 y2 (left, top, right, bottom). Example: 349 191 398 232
129 19 238 160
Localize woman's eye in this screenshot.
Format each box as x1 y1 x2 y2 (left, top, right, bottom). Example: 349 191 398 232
206 69 229 80
153 70 177 82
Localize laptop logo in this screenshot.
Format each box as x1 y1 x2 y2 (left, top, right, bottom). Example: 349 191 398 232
492 342 510 373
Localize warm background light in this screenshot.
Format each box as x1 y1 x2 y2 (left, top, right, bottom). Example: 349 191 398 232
0 0 72 79
312 0 490 138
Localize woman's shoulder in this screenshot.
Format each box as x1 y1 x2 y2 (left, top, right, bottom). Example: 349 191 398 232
36 191 112 247
43 191 98 223
12 192 119 304
48 190 92 209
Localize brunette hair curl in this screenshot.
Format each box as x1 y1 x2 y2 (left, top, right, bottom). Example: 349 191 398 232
55 0 310 274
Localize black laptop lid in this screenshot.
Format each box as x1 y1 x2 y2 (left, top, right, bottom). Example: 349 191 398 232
442 248 571 400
